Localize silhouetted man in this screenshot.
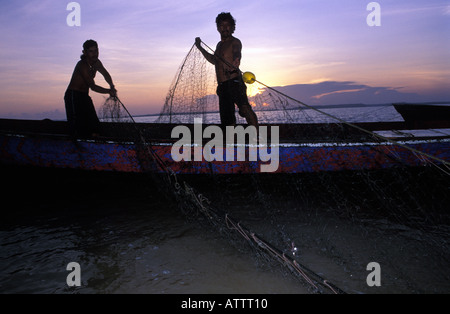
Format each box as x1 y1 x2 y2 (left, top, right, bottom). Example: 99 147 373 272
195 12 258 127
65 39 116 137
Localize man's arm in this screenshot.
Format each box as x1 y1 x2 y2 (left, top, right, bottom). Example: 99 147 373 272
80 61 115 96
96 60 117 96
195 37 216 65
231 39 242 69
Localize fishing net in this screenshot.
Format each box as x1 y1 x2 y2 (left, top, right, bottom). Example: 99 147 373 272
155 43 321 125
101 41 450 294
100 96 133 123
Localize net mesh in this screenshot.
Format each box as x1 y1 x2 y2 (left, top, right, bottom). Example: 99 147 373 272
100 42 450 293
100 97 133 123
155 43 324 125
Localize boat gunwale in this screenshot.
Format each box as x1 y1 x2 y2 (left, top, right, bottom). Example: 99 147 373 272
2 118 450 144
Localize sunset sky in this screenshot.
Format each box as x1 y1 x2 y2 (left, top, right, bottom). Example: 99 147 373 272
0 0 449 119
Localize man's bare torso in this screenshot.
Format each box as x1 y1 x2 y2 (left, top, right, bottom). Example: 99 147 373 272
215 36 242 83
67 60 99 93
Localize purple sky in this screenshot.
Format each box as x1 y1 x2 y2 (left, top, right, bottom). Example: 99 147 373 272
0 0 449 119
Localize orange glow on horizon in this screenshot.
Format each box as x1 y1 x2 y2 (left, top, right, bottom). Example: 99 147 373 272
246 84 265 97
249 100 270 108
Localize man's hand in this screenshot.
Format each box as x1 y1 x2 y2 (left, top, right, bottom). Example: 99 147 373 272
195 37 202 49
195 37 215 65
109 86 117 98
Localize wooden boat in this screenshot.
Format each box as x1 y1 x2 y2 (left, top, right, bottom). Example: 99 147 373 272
1 118 449 174
393 103 450 127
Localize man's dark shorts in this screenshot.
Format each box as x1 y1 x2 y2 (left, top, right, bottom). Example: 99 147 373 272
64 89 100 137
216 77 252 126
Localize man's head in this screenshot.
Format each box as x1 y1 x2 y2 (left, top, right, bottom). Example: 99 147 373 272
216 12 236 37
81 39 99 61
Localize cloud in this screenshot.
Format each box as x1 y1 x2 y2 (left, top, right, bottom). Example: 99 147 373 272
5 80 450 120
266 81 434 106
444 5 450 15
311 88 367 100
382 3 449 17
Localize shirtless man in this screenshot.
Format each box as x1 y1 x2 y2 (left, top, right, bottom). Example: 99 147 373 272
64 39 116 137
195 12 258 127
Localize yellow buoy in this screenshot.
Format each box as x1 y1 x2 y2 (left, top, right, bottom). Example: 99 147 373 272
242 71 256 84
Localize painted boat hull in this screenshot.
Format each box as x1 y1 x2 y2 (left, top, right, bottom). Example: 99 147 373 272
1 119 449 174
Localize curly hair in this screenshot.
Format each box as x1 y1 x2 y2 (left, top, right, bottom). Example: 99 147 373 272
216 12 236 31
80 39 98 60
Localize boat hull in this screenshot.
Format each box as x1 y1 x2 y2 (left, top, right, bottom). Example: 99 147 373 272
1 131 448 174
394 103 450 126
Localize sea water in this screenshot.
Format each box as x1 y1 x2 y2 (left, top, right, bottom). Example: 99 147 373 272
133 104 404 124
